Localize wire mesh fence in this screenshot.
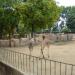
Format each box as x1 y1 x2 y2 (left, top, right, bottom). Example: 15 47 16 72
0 49 75 75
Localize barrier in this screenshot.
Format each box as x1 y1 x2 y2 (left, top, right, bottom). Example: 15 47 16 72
0 49 75 75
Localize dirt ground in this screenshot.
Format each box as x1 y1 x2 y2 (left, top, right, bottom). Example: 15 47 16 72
3 40 75 65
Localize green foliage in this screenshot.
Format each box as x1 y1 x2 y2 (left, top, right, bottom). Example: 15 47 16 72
0 0 61 39
0 7 20 39
63 6 75 33
67 15 75 32
15 0 61 37
4 7 20 35
0 8 5 38
18 22 26 38
51 26 59 33
0 0 20 7
61 26 71 33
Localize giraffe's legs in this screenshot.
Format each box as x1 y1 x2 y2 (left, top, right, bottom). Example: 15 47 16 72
47 44 50 58
41 47 45 59
29 47 33 59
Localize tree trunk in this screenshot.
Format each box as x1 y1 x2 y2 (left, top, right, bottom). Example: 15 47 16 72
67 33 69 40
31 24 34 38
0 33 2 39
31 32 34 38
9 33 12 47
19 37 21 46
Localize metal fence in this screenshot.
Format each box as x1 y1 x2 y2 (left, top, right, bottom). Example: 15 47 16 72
0 49 75 75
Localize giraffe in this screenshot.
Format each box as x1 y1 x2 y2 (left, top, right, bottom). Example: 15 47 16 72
40 35 50 58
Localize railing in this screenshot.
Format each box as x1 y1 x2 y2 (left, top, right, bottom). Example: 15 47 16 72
0 49 75 75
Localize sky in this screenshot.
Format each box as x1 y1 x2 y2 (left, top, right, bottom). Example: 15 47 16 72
55 0 75 7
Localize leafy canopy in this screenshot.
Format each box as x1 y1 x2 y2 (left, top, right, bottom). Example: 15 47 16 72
63 6 75 32
15 0 61 34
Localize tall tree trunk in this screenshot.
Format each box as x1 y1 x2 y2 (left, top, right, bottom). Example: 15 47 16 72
31 24 34 38
31 32 34 38
19 36 21 46
67 33 69 41
0 32 2 39
9 33 11 47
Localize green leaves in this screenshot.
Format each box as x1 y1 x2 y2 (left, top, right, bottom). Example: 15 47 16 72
0 7 20 39
17 0 60 34
64 6 75 33
0 0 61 38
61 26 71 33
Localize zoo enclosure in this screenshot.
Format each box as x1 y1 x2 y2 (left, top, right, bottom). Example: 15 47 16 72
0 49 75 75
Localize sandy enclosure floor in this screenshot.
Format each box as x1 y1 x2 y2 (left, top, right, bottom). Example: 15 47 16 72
2 40 75 65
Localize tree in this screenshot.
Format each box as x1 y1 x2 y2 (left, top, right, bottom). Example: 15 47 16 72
4 7 20 46
0 6 20 46
51 26 59 33
0 8 5 39
61 25 71 33
16 0 61 37
67 15 75 32
0 0 20 7
63 6 75 33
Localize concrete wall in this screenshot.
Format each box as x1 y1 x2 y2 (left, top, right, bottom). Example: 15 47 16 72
0 62 23 75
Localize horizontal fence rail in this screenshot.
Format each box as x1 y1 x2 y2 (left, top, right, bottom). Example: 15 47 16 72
0 49 75 75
